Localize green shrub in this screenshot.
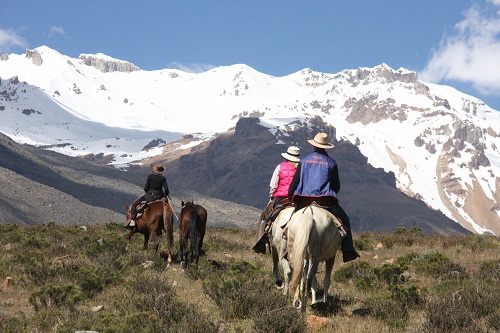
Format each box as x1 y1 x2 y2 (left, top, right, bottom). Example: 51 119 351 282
394 227 408 234
333 260 371 283
253 303 307 333
23 257 63 285
202 258 300 330
354 233 375 251
395 251 419 266
0 315 28 333
424 294 477 332
412 251 451 278
82 231 128 259
372 263 408 286
368 295 409 329
390 284 422 308
0 223 24 243
73 267 104 298
29 284 83 311
463 235 500 252
477 259 500 282
426 278 499 332
203 237 246 252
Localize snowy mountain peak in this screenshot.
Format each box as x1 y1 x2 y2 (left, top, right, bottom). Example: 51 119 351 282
0 46 499 236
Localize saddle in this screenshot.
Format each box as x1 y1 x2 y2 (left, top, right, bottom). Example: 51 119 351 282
252 198 292 254
265 198 292 226
135 197 168 219
281 199 347 238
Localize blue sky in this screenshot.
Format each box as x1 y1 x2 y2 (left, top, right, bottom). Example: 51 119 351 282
1 0 500 110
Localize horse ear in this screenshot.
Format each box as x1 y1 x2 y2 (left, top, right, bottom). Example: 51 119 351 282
125 205 129 211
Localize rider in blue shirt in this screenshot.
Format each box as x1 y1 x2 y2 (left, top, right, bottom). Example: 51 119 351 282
288 132 359 263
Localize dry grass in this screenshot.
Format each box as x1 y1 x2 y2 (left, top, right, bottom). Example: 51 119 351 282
0 223 499 333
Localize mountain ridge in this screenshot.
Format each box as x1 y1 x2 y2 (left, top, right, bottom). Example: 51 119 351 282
0 46 498 235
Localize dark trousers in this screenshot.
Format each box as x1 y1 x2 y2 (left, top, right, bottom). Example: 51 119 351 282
327 203 355 252
130 195 145 217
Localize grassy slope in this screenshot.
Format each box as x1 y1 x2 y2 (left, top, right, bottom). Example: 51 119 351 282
0 223 499 333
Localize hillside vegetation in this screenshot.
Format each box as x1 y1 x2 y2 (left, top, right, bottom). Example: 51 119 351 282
0 223 499 333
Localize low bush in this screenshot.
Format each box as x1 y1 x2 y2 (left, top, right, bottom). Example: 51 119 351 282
29 284 83 311
333 260 371 283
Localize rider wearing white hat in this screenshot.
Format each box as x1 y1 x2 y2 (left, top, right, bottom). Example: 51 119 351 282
253 146 301 254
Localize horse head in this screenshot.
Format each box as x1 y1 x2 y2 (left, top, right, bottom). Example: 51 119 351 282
181 200 194 210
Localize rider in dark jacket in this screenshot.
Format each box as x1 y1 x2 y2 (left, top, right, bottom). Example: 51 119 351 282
126 164 170 229
288 132 359 263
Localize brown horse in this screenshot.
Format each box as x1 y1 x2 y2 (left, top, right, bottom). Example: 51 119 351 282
125 200 174 264
178 200 207 268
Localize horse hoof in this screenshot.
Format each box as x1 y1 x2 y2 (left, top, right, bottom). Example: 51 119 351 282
293 299 302 310
311 301 326 310
275 280 284 290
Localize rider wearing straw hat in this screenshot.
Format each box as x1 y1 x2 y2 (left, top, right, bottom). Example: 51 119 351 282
288 132 360 263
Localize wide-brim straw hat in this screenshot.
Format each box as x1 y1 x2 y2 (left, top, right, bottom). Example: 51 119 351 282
152 164 165 174
307 133 334 149
281 146 301 162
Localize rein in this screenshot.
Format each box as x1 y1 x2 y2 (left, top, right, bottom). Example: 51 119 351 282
167 196 180 222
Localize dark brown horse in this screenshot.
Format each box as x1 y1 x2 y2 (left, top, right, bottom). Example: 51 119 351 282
125 200 174 264
178 200 207 268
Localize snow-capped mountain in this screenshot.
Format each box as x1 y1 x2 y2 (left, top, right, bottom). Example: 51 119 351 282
0 46 499 235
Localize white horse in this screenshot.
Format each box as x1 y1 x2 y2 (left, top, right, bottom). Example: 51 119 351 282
287 205 343 311
269 207 294 293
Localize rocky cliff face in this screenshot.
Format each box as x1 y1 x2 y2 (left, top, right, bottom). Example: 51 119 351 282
161 118 469 235
25 49 43 66
335 66 500 235
78 54 140 73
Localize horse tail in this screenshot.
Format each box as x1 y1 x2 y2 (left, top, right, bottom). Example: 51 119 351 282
163 203 174 253
288 211 313 295
189 211 198 262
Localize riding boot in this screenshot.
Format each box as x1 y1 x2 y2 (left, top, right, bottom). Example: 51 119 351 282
125 214 137 229
252 219 268 254
339 219 359 262
327 204 360 263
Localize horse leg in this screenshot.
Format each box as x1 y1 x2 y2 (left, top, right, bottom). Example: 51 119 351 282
143 233 150 253
322 257 335 303
126 230 135 250
307 259 320 305
150 230 159 255
279 237 291 294
196 232 205 266
270 242 282 289
166 220 173 265
294 259 309 312
194 233 203 267
179 233 187 268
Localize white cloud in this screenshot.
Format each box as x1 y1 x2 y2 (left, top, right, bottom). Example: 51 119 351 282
168 61 215 73
0 28 28 52
420 1 500 97
49 26 66 38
